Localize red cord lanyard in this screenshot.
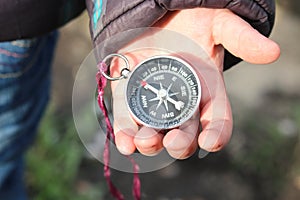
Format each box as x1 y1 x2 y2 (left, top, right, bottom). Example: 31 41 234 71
96 61 141 200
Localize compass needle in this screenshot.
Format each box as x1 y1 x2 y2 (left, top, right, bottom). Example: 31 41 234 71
126 56 200 129
175 101 185 110
167 96 185 111
142 81 159 95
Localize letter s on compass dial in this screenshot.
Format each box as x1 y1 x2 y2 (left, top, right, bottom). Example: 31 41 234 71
125 55 201 129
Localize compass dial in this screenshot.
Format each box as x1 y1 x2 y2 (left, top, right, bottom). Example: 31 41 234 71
125 55 201 129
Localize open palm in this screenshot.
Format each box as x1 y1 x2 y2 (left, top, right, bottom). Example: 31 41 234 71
109 8 280 159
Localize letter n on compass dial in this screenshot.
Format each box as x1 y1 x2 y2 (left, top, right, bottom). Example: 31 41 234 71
125 55 201 130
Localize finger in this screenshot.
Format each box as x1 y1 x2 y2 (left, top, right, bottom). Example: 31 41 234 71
213 9 280 64
115 131 136 155
111 51 163 155
113 79 138 155
197 67 233 152
163 115 199 159
134 127 164 156
198 98 232 152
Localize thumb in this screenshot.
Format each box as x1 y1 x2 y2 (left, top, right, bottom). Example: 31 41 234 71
213 9 280 64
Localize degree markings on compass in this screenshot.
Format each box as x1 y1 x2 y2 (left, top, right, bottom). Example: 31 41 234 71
186 73 192 81
178 67 186 78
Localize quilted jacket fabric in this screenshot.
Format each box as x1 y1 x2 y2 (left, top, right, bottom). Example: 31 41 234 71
0 0 275 69
86 0 276 69
0 0 86 41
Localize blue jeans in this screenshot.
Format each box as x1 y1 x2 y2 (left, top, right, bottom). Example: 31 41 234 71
0 32 58 200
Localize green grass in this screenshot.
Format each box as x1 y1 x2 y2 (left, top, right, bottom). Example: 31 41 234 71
25 105 104 200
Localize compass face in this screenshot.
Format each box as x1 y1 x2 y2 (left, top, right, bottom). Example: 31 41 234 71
125 55 201 129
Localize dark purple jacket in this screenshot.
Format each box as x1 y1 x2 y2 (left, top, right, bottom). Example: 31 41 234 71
0 0 276 69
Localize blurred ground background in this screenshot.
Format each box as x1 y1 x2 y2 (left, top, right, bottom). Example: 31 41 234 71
25 2 300 200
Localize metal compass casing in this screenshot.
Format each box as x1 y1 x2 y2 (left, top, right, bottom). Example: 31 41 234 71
125 55 201 129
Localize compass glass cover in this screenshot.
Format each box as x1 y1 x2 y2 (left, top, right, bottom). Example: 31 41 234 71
125 55 201 129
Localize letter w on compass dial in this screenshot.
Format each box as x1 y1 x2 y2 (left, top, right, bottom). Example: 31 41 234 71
125 56 201 129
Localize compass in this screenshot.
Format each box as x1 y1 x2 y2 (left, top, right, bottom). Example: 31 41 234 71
125 55 201 129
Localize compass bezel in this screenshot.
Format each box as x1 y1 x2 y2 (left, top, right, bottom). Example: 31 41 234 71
125 55 201 129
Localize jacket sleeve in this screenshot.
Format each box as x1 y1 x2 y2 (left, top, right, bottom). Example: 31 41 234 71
0 0 86 42
86 0 276 70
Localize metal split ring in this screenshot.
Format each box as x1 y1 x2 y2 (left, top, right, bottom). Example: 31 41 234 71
101 53 131 81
